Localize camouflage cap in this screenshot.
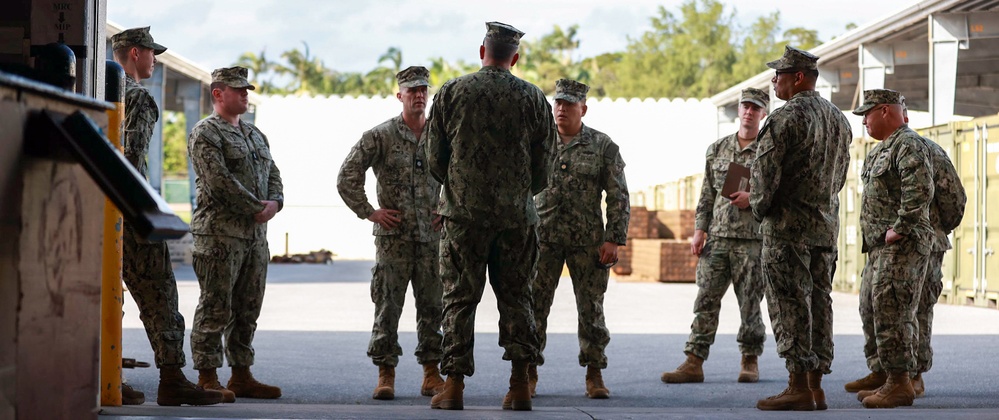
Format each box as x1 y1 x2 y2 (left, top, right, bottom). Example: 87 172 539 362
740 87 769 109
485 21 525 46
211 66 255 90
553 78 590 103
766 45 818 71
852 89 905 115
396 66 430 88
111 26 167 55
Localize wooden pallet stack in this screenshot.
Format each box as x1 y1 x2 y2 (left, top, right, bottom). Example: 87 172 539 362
615 206 697 283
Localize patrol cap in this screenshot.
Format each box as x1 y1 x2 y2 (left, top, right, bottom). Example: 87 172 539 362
740 87 769 109
485 21 525 46
766 45 818 71
396 66 430 89
554 78 590 103
211 66 255 90
852 89 905 115
111 26 167 55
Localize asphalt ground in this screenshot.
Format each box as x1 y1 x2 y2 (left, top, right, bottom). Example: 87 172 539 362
100 261 999 419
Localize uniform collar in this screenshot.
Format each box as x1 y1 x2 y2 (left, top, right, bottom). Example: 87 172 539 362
394 114 418 144
560 124 591 148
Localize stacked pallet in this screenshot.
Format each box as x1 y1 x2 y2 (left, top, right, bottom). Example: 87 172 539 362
615 206 698 282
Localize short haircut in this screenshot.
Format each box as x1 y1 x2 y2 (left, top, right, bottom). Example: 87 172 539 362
803 69 819 81
483 38 519 62
210 82 227 103
112 46 146 63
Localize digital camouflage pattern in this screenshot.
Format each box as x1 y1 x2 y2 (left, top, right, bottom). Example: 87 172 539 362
766 45 818 71
425 66 556 228
211 66 255 90
188 112 283 240
858 125 934 373
860 133 964 375
484 21 525 45
750 90 852 246
852 89 905 116
553 78 589 103
859 125 934 255
336 114 443 367
536 125 629 246
189 234 270 369
437 219 540 376
696 134 761 240
111 26 166 54
188 111 283 369
751 90 851 374
685 133 765 360
532 123 628 369
533 243 610 368
760 236 837 373
686 238 765 360
741 87 769 109
425 63 553 377
915 137 965 374
120 74 186 368
337 115 441 241
396 66 430 88
367 236 443 367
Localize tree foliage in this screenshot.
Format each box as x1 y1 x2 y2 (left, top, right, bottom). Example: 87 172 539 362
231 0 824 99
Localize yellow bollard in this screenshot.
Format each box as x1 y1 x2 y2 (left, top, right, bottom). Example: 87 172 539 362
100 60 125 406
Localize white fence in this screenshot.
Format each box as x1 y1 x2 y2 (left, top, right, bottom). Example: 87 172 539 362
255 95 720 259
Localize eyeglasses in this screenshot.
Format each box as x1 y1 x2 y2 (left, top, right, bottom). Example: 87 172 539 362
773 70 798 79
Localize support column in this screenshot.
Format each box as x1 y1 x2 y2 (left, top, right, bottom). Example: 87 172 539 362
816 65 840 102
858 43 892 93
929 13 964 125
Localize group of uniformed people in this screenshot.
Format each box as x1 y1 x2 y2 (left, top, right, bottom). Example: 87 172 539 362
112 20 965 413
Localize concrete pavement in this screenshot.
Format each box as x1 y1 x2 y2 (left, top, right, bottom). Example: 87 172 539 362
100 262 999 419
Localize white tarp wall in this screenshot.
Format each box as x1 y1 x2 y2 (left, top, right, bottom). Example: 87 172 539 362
255 95 718 260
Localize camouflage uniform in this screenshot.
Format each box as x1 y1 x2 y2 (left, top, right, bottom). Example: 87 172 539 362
337 113 444 368
189 67 283 370
856 90 966 374
913 137 965 374
120 69 187 368
686 130 765 361
533 92 630 369
750 47 853 374
425 44 557 377
858 120 934 373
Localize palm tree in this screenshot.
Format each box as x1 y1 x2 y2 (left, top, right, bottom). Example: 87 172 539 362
235 49 278 94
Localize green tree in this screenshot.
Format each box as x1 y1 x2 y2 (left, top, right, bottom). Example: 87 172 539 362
732 12 783 81
161 111 188 176
235 49 281 94
611 0 737 98
783 27 822 50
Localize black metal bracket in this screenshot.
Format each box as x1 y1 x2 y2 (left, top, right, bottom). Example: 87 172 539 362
24 109 189 241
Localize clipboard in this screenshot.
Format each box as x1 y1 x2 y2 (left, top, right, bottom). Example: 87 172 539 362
720 162 751 199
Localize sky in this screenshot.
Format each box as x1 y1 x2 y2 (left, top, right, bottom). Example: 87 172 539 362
109 0 919 75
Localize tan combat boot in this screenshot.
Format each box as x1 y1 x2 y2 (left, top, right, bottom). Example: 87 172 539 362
421 363 445 397
372 365 395 400
807 370 826 410
585 366 610 399
857 385 881 402
157 366 223 406
844 370 886 392
862 371 915 408
121 382 145 405
738 355 759 383
502 361 532 410
197 368 235 403
528 364 538 397
756 372 816 411
660 353 704 383
228 366 282 399
911 373 925 398
431 375 464 410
